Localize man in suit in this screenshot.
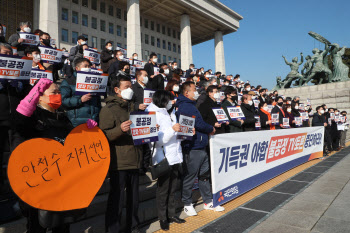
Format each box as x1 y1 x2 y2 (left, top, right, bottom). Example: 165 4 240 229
132 69 149 111
152 63 169 90
258 88 267 104
144 53 158 88
271 96 286 129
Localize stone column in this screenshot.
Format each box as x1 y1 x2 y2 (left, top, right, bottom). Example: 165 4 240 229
127 0 142 59
39 0 59 47
215 31 226 74
33 0 40 30
180 14 193 70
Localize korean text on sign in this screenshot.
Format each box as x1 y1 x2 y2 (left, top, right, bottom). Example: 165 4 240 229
130 112 158 145
212 107 229 123
38 46 63 64
19 32 40 46
0 54 32 81
30 69 53 85
177 114 195 140
143 89 155 105
84 49 101 64
75 71 108 96
226 106 245 121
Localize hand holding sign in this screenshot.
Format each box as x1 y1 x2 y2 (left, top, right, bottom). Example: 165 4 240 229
7 124 110 211
121 120 132 132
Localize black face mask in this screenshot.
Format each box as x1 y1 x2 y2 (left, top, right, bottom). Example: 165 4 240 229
277 102 283 106
124 69 130 74
231 96 238 102
42 39 51 46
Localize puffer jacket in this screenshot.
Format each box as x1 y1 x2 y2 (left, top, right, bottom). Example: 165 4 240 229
146 103 183 166
99 95 143 171
60 73 101 127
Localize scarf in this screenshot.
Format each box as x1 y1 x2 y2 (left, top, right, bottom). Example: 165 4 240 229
260 108 275 130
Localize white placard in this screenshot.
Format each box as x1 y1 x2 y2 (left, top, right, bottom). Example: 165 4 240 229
0 54 32 81
212 107 229 123
177 114 195 140
143 89 155 105
30 69 53 85
84 49 101 64
130 111 158 145
19 32 39 46
226 106 245 121
75 71 108 95
38 46 63 64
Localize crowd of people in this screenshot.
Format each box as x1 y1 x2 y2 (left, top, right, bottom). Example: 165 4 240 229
0 22 349 233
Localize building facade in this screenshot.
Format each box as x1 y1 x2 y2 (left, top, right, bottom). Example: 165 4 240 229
2 0 243 73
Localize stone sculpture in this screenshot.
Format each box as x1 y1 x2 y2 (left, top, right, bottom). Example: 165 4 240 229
329 44 349 82
281 53 303 88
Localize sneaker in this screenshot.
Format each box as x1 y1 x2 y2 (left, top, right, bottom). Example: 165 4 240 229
184 204 197 216
204 202 225 212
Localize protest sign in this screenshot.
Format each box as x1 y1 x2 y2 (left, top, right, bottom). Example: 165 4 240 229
143 89 155 105
30 69 53 85
75 71 108 95
212 107 229 123
177 114 195 140
226 106 245 121
271 113 279 125
154 67 160 76
307 98 311 106
295 117 302 127
253 99 260 109
90 68 103 74
330 112 335 120
7 124 110 211
116 46 127 55
341 116 345 123
255 116 261 130
0 54 32 81
84 49 101 64
130 112 158 145
283 118 290 128
38 46 63 64
238 94 242 105
210 126 324 207
19 32 39 46
132 59 146 69
334 115 340 123
130 65 137 77
131 78 136 85
180 77 186 83
11 47 18 56
267 105 273 113
300 112 309 121
299 103 305 111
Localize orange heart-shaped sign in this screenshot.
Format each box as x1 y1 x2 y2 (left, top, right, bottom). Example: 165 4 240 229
7 124 110 211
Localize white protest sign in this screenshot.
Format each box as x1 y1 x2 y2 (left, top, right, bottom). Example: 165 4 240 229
116 46 127 55
154 67 160 76
299 103 305 111
226 106 245 120
38 46 62 64
283 118 290 128
132 59 146 69
90 68 103 74
300 112 309 121
295 117 302 127
177 114 195 140
212 107 229 123
130 66 137 77
271 113 279 125
130 111 158 145
84 49 101 64
0 54 32 81
253 99 260 109
11 47 18 56
30 69 53 85
75 71 108 96
143 89 155 105
267 105 273 113
255 116 261 130
19 32 39 46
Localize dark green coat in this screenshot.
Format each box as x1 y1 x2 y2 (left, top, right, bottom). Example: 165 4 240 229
221 99 243 133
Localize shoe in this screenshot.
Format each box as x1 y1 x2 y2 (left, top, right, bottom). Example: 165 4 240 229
169 216 186 224
204 202 225 212
184 204 197 216
336 147 341 151
160 220 169 231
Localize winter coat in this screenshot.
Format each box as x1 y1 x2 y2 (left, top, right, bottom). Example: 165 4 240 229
198 96 226 134
60 74 101 127
175 94 213 151
146 103 183 166
312 113 325 127
132 82 145 111
221 99 243 133
99 95 143 170
8 33 26 56
100 48 114 73
240 103 256 131
271 105 285 129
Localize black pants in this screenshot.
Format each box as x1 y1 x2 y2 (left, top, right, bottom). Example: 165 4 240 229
105 170 140 233
156 164 180 221
325 128 333 151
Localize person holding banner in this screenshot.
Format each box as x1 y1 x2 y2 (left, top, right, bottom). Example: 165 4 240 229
283 104 295 127
221 87 244 133
176 82 224 216
101 41 114 73
240 94 257 131
313 106 331 155
99 76 142 233
146 90 186 230
271 96 286 129
144 53 158 86
258 102 275 130
60 58 102 127
69 35 88 63
108 50 125 77
8 21 32 56
72 44 89 68
24 46 45 70
132 69 149 111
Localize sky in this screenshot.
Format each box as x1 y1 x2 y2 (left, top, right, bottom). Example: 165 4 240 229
192 0 350 89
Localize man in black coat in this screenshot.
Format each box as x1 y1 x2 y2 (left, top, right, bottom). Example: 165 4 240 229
258 88 267 104
152 63 169 90
108 50 124 76
240 94 256 131
132 69 149 111
68 35 88 63
271 96 286 129
144 53 158 88
312 106 331 155
101 41 114 73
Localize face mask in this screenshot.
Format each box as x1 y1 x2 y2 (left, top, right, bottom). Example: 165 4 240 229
23 27 31 33
287 108 292 113
47 94 62 109
119 55 124 60
164 69 169 75
225 83 229 86
33 54 41 62
81 41 87 45
213 82 217 86
214 93 220 99
121 88 134 100
173 66 177 69
246 87 251 91
237 85 241 88
231 96 238 102
320 110 325 114
133 56 138 60
124 69 130 74
173 85 179 92
325 108 328 112
142 76 148 85
107 46 113 50
80 68 91 72
193 91 200 100
42 39 51 46
277 102 283 107
263 106 268 111
152 58 158 63
248 100 253 105
295 106 299 110
166 101 173 110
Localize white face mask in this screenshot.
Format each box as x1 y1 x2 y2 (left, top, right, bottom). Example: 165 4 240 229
295 106 299 110
325 108 328 112
320 110 325 114
23 27 31 33
225 83 229 86
212 82 217 86
142 76 148 85
166 101 173 110
173 65 177 69
121 88 134 100
80 67 91 72
81 41 87 45
246 87 251 91
214 93 220 99
164 69 169 75
287 108 292 113
193 91 200 100
107 46 112 50
237 85 241 88
173 85 179 92
248 100 253 105
134 56 138 60
33 54 41 62
152 58 158 63
263 106 268 111
119 55 124 60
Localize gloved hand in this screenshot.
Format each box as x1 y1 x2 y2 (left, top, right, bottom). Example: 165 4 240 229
16 78 53 117
87 119 98 129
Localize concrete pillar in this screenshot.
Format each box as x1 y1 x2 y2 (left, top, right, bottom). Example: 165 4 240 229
33 0 40 31
39 0 59 47
127 0 142 59
180 14 193 70
215 31 226 74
